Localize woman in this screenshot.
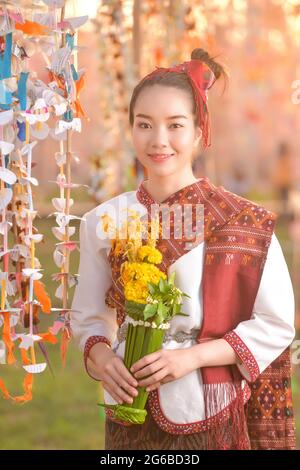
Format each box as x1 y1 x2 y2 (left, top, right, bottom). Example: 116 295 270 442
71 49 296 450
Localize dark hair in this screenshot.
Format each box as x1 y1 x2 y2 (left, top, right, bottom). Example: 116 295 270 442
129 48 227 131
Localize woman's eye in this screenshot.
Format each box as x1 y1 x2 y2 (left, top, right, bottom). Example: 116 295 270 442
137 123 183 129
171 123 183 128
138 122 150 128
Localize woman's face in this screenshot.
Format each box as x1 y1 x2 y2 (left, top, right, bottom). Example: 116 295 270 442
131 85 201 178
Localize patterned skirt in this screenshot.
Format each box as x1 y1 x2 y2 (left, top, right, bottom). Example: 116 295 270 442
104 402 251 450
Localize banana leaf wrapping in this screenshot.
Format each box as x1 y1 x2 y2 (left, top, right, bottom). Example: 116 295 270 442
99 321 166 424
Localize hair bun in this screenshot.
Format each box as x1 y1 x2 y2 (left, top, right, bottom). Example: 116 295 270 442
190 48 225 81
191 48 210 61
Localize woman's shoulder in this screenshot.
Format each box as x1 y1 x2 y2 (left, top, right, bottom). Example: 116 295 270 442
219 185 277 219
84 190 138 221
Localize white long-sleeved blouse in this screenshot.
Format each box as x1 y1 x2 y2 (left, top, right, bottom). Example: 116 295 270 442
70 189 295 426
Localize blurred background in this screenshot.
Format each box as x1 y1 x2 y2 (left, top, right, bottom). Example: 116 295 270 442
0 0 299 449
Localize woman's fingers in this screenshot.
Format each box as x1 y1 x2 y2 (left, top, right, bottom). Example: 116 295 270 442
145 374 172 391
103 375 134 404
145 382 160 392
102 381 123 404
103 357 138 404
115 373 139 401
133 359 164 379
114 360 139 397
117 360 139 388
107 356 137 387
138 368 167 388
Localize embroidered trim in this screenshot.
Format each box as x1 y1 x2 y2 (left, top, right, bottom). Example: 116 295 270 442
146 382 251 435
246 348 296 449
205 244 267 256
215 226 272 238
83 335 111 381
223 331 260 382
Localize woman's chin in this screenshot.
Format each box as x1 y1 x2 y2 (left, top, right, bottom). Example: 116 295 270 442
146 160 177 174
149 167 176 177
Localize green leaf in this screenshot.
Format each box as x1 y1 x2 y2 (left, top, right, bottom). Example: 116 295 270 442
125 300 147 319
159 278 167 293
168 271 176 285
147 282 156 295
173 303 181 313
143 303 158 320
156 301 164 323
157 301 169 322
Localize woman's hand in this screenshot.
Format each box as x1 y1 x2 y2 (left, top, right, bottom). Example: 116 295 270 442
130 348 198 392
88 343 139 405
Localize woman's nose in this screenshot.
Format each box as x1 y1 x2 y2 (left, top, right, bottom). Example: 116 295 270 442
149 127 169 147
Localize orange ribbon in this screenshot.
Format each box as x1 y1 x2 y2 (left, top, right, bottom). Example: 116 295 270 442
13 374 33 404
48 70 87 119
0 378 10 400
15 21 50 36
74 73 87 118
20 347 31 365
1 312 15 364
0 373 33 404
33 280 51 314
38 331 58 345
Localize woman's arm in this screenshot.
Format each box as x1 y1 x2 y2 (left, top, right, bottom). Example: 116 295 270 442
71 210 118 349
173 239 295 375
189 338 241 368
71 208 138 402
190 233 295 378
222 232 295 382
70 209 118 380
132 341 241 390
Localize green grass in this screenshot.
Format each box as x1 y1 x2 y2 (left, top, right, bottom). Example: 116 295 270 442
0 346 105 449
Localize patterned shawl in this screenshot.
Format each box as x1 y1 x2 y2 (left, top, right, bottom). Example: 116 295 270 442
105 177 296 450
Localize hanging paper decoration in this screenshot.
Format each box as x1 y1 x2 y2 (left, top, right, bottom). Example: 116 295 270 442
92 0 210 197
0 0 88 403
90 0 137 201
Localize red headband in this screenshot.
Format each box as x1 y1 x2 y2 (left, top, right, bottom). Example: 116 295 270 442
140 59 216 148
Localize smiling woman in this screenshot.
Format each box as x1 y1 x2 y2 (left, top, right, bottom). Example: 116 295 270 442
132 88 200 174
127 48 226 202
71 47 296 451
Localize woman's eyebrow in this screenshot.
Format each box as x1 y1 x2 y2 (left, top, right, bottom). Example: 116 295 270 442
135 113 188 120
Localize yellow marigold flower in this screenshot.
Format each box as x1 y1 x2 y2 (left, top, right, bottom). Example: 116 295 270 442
137 246 162 264
121 262 166 286
124 280 149 304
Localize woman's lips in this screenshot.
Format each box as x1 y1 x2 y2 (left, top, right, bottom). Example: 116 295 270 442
148 153 174 162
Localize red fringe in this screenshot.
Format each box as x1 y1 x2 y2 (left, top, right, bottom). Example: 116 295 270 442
203 382 251 450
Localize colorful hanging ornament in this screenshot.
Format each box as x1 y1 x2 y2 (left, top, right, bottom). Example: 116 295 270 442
0 0 88 403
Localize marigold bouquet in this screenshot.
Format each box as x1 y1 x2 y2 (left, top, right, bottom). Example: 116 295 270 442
98 210 190 424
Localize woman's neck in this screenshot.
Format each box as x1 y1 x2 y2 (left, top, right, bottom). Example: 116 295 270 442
142 171 200 203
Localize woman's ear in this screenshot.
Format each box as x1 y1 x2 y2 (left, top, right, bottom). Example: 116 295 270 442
194 127 202 148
